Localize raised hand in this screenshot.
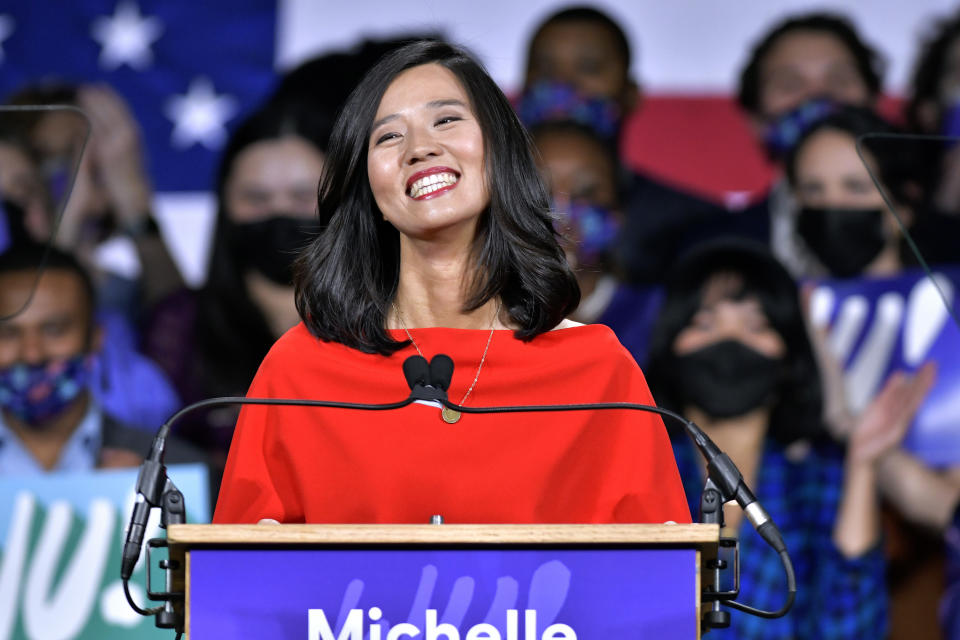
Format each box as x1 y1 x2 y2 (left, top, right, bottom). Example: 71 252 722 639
847 362 937 465
76 85 153 226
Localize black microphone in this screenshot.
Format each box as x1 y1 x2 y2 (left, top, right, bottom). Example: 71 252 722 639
694 435 784 553
428 354 454 391
403 355 450 402
403 354 430 389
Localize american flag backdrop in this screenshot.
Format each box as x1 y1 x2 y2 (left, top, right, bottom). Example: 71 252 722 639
0 0 945 284
0 1 277 193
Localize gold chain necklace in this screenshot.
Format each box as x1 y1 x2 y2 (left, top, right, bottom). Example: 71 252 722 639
393 301 500 424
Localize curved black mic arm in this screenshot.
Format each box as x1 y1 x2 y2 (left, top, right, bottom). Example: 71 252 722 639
437 396 797 619
120 393 418 629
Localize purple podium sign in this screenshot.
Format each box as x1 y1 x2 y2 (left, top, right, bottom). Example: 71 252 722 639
188 548 697 639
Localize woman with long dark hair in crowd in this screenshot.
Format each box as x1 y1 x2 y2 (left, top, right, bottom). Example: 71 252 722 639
784 105 921 279
145 100 330 459
213 40 690 525
786 102 960 639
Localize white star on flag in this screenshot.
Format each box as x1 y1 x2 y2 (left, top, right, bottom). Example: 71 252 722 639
165 77 237 150
0 15 14 64
91 1 163 71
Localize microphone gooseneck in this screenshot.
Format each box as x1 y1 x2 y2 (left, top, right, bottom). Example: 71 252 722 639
429 354 795 620
123 353 794 630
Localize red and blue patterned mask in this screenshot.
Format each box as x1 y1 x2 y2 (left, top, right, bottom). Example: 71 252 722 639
763 97 837 158
0 355 93 426
553 201 621 266
517 82 622 142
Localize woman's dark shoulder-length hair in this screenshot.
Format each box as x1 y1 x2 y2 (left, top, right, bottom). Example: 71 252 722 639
295 39 579 355
198 100 332 393
646 239 824 445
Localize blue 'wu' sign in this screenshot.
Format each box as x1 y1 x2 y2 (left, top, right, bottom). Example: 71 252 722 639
808 267 960 466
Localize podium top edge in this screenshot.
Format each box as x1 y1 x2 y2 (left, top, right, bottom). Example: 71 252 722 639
167 523 719 546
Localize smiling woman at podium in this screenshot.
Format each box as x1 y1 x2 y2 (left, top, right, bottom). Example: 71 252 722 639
212 41 690 525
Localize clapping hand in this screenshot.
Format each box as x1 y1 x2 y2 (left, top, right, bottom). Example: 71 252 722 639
847 362 936 465
76 85 152 226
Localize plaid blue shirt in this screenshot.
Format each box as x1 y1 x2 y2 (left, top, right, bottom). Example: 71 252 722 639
943 503 960 638
674 436 888 639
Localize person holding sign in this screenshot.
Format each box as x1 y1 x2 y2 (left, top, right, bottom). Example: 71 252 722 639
645 240 934 639
787 103 960 638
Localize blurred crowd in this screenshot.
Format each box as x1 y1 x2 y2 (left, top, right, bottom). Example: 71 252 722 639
2 5 960 639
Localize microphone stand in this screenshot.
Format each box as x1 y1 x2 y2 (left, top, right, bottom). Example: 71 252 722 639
121 453 186 635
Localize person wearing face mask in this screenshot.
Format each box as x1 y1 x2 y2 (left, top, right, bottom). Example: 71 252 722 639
736 12 886 278
0 122 182 433
785 105 919 279
143 101 329 462
519 6 737 285
787 104 960 639
646 240 933 640
0 244 202 473
530 119 662 366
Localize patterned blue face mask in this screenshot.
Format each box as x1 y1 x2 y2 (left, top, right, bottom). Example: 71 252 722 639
553 201 621 266
763 97 837 158
517 81 622 141
0 355 92 427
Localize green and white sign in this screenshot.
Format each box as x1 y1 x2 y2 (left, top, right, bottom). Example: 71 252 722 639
0 464 209 639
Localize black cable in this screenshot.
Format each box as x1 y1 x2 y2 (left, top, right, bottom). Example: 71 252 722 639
441 397 796 619
123 578 162 616
149 395 415 461
122 395 420 624
725 550 796 618
128 378 795 624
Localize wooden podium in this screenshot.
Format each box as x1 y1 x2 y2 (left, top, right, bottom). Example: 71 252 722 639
167 523 719 640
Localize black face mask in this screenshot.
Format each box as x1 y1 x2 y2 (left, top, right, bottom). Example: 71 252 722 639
671 340 781 419
228 215 321 286
797 206 886 278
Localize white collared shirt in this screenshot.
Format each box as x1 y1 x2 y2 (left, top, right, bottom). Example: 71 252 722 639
0 402 103 474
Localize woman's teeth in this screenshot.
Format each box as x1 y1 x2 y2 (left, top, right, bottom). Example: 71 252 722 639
409 172 458 198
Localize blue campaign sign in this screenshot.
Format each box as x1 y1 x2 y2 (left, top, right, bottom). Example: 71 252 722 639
189 547 698 639
809 267 960 466
0 463 209 639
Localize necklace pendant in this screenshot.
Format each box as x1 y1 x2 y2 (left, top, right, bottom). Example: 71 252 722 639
441 406 462 424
